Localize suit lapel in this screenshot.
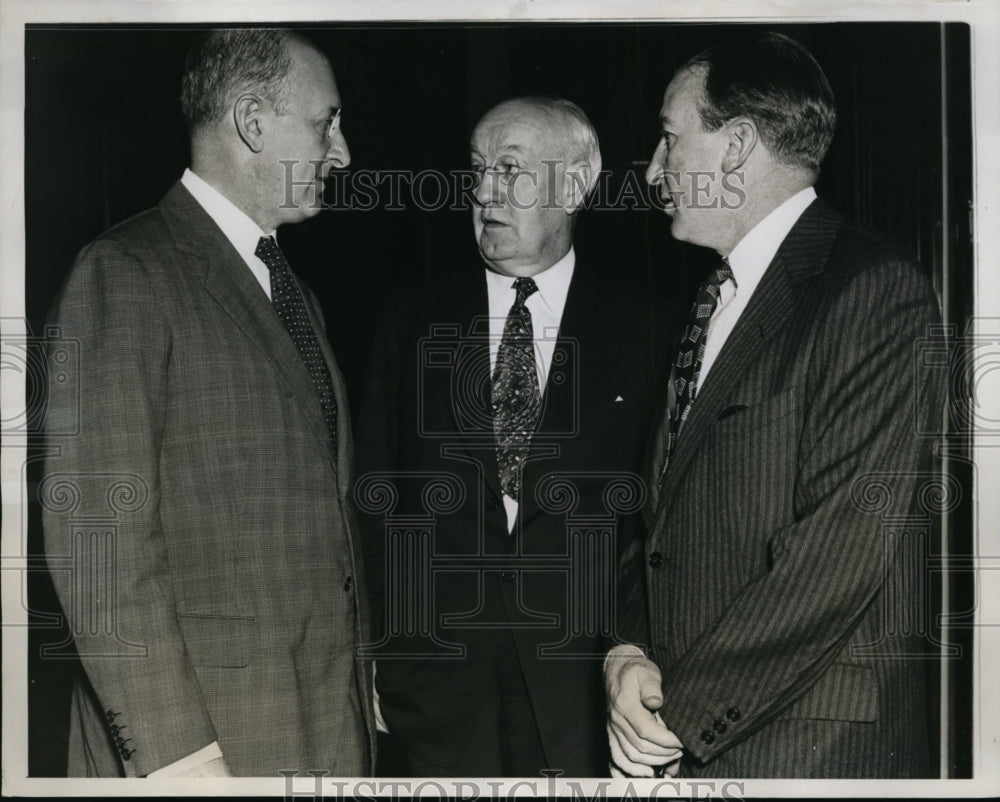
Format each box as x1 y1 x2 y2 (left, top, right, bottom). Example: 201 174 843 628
652 197 843 519
430 269 504 498
521 258 591 492
159 182 334 462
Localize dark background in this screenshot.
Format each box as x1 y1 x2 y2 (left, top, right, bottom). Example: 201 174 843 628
22 21 975 777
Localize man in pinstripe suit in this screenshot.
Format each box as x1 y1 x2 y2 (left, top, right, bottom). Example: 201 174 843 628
605 33 944 778
42 29 373 777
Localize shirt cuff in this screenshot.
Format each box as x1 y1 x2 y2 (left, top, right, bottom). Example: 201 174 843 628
146 742 223 777
373 661 389 734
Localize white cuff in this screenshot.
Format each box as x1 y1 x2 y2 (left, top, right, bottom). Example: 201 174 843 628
146 742 223 777
373 662 389 734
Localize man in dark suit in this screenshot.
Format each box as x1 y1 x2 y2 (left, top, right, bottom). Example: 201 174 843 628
357 97 668 776
605 33 944 778
41 29 373 777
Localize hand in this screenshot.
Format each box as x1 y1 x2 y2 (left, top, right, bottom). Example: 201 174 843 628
172 756 233 777
605 646 683 777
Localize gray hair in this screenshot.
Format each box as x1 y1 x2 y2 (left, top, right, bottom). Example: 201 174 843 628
180 28 295 135
490 96 603 199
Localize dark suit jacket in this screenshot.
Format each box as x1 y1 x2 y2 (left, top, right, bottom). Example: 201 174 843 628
41 181 375 777
356 256 671 775
642 198 944 777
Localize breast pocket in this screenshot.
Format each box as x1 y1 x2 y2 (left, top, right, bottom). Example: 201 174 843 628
700 386 804 544
712 385 801 432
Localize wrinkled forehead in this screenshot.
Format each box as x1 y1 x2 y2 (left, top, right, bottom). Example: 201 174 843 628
470 103 564 158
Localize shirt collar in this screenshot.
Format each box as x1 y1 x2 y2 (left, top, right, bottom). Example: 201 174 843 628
484 247 576 316
181 168 274 263
725 186 817 295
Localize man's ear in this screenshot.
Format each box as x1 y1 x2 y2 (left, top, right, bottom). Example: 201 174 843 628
563 159 594 215
234 94 265 154
721 118 758 173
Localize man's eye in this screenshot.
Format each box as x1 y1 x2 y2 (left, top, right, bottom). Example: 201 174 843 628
497 162 519 176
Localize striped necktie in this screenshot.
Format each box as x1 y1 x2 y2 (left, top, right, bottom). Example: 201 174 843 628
662 259 734 476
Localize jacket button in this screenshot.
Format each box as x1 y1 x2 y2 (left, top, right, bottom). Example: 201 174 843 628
700 730 715 745
343 575 353 592
501 570 516 583
713 719 727 734
486 496 500 510
726 707 741 722
648 551 664 569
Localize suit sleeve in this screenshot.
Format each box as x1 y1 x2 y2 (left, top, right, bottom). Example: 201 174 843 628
658 256 944 762
42 240 217 776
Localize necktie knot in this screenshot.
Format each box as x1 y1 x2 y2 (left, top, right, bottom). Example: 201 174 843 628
710 257 735 291
255 236 283 271
513 277 539 306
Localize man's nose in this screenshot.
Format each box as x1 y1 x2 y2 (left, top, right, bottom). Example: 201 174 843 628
473 169 499 206
327 128 351 169
645 140 667 186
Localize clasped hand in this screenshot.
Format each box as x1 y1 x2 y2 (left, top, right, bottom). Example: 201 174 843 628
605 648 684 778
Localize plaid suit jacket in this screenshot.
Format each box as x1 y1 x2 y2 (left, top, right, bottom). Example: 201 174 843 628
641 198 944 777
42 182 375 777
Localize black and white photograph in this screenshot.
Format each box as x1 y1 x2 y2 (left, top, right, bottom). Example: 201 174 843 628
1 0 997 797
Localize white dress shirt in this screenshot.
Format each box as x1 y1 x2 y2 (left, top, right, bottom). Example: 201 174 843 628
485 248 575 532
698 187 817 389
180 168 275 299
148 168 278 777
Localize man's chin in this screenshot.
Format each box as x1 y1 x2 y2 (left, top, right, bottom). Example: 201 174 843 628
292 195 325 221
477 234 515 261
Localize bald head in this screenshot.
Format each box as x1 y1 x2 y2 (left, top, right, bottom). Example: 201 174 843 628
476 97 602 196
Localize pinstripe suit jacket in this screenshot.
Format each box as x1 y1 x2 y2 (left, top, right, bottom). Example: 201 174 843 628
642 197 943 777
42 181 375 777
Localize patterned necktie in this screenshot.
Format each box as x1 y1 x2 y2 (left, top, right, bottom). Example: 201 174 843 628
255 236 338 453
662 258 734 475
492 277 541 500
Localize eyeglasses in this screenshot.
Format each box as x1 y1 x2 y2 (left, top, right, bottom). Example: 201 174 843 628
320 108 342 140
